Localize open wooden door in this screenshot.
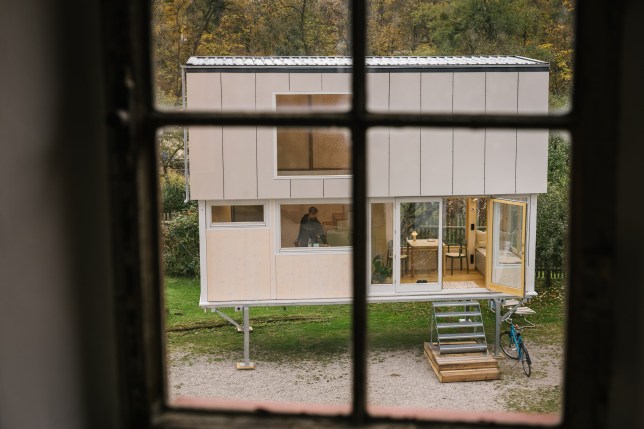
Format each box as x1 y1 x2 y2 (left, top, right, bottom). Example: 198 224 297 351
486 199 527 297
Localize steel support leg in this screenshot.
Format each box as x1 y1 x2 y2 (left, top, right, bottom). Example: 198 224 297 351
236 306 255 370
211 308 253 332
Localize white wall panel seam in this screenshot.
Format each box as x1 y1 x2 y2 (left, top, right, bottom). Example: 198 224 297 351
515 129 518 194
388 129 391 196
419 74 422 193
255 127 259 198
451 74 454 195
483 128 487 193
515 73 520 193
221 127 225 198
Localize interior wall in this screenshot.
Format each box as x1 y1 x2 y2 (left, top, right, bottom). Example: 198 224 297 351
0 0 118 427
609 0 644 424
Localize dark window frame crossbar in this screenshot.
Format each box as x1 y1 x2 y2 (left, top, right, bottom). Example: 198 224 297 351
111 0 613 426
149 111 571 129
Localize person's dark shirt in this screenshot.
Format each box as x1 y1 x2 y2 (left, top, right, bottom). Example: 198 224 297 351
296 214 327 246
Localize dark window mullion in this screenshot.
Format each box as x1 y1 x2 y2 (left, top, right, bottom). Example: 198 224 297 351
350 0 368 424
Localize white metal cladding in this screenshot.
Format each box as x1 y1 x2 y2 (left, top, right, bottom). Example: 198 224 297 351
186 55 547 68
184 58 550 200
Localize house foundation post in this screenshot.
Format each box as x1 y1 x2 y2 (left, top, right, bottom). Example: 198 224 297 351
236 306 255 370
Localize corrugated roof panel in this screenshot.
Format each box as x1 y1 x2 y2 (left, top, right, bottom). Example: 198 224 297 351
185 55 548 68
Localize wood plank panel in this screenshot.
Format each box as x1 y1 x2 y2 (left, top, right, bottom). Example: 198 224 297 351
206 229 271 301
275 254 352 299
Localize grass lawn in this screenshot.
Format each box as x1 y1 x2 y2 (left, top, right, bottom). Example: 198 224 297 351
165 276 566 363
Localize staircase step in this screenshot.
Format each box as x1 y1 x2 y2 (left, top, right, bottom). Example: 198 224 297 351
437 321 483 329
433 301 480 308
439 343 488 354
438 332 486 341
435 311 481 318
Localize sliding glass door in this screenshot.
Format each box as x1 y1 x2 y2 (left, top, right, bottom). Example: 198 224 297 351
369 198 442 293
395 199 442 292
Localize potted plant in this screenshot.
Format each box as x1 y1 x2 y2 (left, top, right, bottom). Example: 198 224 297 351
372 255 392 283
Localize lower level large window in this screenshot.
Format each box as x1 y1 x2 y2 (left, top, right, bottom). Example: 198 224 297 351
280 203 352 248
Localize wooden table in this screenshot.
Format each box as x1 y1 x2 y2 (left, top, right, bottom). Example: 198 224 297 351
406 239 443 278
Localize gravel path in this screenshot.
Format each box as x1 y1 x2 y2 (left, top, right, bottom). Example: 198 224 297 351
168 343 563 412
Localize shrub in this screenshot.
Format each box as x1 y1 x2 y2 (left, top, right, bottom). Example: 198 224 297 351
162 207 199 277
536 134 570 286
161 170 194 213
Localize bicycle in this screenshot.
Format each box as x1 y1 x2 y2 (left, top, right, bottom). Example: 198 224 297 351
500 317 532 377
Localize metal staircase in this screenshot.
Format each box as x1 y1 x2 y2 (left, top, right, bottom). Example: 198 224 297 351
430 300 488 355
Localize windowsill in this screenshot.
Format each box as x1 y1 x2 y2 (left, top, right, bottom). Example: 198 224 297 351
278 246 352 254
168 397 560 426
275 174 352 180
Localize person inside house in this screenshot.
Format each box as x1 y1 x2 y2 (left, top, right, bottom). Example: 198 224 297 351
295 206 328 246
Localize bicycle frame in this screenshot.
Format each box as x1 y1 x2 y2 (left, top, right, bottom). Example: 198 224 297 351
508 321 524 359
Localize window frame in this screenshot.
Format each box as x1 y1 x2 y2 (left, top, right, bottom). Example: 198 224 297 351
102 0 623 427
206 201 267 229
276 199 353 253
274 92 353 180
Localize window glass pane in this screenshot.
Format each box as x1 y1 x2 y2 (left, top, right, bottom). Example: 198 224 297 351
276 94 351 113
277 127 351 177
152 0 351 111
371 203 393 284
400 201 440 284
211 205 264 223
280 203 352 248
366 0 574 115
366 128 569 422
158 127 353 412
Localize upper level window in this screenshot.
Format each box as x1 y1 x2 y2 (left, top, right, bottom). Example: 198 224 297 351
276 94 351 177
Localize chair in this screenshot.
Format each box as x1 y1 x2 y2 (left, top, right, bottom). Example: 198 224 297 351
445 241 469 275
386 240 408 276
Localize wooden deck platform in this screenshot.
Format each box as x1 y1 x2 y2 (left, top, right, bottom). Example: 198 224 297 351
423 342 501 383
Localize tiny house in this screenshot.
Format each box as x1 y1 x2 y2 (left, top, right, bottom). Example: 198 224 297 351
182 56 549 309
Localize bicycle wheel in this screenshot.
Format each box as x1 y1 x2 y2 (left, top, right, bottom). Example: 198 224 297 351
521 343 531 377
500 331 520 359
